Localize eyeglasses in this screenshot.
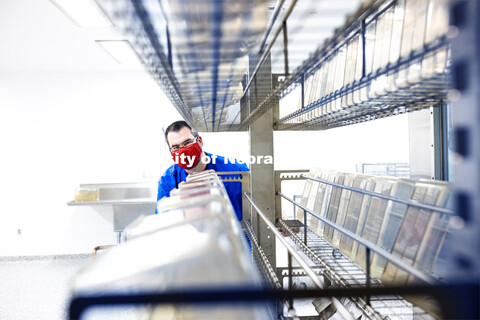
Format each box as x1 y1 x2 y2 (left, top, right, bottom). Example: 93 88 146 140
170 137 197 152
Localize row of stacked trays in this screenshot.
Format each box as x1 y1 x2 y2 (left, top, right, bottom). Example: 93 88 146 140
279 0 449 128
295 169 453 317
297 169 452 284
70 170 268 319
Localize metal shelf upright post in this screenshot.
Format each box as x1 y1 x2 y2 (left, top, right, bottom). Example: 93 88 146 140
447 0 480 287
247 52 277 268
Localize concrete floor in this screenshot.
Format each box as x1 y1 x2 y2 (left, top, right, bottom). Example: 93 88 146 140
0 255 90 320
0 250 318 319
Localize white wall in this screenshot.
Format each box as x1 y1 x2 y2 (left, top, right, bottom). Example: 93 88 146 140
274 115 411 218
200 113 410 172
0 68 410 256
0 71 180 256
409 108 435 180
199 131 250 161
275 114 410 172
199 115 410 219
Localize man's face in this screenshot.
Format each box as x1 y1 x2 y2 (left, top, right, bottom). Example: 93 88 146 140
167 126 203 150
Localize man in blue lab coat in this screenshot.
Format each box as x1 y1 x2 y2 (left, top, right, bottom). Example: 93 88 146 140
156 120 249 221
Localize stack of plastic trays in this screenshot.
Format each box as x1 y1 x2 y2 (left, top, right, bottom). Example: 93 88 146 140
177 171 240 234
310 48 343 119
296 74 307 121
72 171 268 319
419 192 453 278
412 182 450 317
301 74 313 123
308 70 322 120
384 0 406 97
331 47 348 116
306 170 321 230
338 174 377 260
304 170 321 226
342 34 361 111
297 71 313 123
124 172 235 241
296 171 316 224
396 0 429 91
299 56 331 121
317 171 335 236
316 62 329 118
380 180 450 318
330 174 355 247
324 54 338 117
382 180 450 284
371 179 416 279
312 70 323 121
289 0 449 125
126 191 229 241
352 177 397 271
322 173 347 245
291 91 302 125
367 5 396 102
315 66 328 118
365 0 447 105
395 0 448 99
309 170 334 235
353 20 377 108
420 0 449 86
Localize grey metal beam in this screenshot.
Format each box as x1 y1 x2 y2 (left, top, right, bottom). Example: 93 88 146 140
244 193 355 320
248 52 276 268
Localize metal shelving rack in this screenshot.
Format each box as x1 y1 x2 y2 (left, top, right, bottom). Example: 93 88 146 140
244 0 450 131
446 0 480 282
98 0 450 133
87 0 480 319
277 219 433 320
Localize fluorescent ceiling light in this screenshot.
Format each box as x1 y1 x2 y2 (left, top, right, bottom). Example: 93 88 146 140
50 0 112 27
96 40 144 66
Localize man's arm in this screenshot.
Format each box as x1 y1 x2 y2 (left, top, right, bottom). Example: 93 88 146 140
157 181 170 201
156 175 174 214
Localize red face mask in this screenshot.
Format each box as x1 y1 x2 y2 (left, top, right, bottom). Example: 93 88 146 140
170 141 203 170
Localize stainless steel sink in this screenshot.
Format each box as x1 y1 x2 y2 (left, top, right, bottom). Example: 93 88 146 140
68 182 157 236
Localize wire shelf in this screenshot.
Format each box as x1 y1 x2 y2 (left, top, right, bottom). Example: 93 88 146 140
268 0 451 131
280 220 437 319
97 0 194 124
243 220 302 319
98 0 450 132
99 0 272 132
99 0 407 132
243 221 282 290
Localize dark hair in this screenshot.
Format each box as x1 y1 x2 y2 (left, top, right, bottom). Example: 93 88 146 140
164 120 198 146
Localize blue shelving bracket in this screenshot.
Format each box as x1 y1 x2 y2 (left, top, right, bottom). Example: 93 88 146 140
446 0 480 285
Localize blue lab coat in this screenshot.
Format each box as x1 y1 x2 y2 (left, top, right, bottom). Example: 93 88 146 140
156 152 249 221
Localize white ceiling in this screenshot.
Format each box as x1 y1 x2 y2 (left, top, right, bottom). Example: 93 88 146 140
0 0 144 72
